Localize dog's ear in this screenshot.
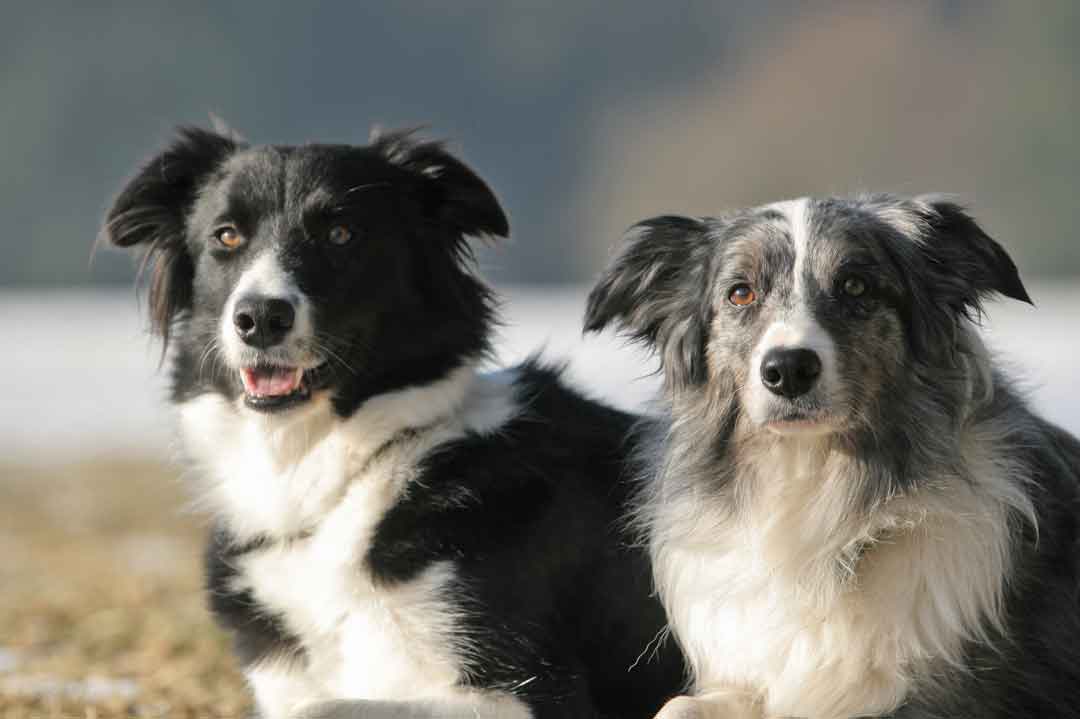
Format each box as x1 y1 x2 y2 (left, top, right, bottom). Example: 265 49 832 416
585 215 712 390
914 197 1031 311
372 130 509 241
877 196 1031 364
101 127 240 345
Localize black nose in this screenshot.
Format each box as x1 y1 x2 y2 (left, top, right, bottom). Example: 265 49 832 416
233 296 295 348
761 348 822 399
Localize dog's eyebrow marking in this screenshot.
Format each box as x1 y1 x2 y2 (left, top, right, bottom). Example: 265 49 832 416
298 187 337 215
836 255 878 271
216 199 256 234
300 182 393 216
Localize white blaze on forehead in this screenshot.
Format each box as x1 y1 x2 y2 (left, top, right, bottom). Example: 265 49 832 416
233 249 301 300
755 196 824 355
743 199 841 423
753 316 835 362
766 197 812 299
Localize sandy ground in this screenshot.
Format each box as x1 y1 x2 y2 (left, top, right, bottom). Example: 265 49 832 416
0 458 249 718
0 283 1077 715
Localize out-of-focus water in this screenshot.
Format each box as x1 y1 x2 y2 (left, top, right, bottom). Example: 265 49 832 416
1 284 1077 464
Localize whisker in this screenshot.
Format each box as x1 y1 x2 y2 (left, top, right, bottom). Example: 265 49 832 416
311 333 360 376
198 337 222 383
343 182 390 197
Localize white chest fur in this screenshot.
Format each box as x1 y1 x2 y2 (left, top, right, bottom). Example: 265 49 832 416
238 527 465 704
179 367 520 717
651 434 1029 719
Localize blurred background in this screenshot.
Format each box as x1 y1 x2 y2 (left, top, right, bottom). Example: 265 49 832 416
1 1 1077 716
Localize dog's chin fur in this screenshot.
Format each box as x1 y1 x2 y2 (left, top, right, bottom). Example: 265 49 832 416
588 195 1080 718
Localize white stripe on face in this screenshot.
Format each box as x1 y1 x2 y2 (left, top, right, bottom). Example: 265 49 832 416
233 249 301 300
768 197 811 301
220 249 314 367
743 198 839 426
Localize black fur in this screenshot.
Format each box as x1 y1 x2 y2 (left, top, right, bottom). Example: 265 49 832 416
584 216 713 390
204 526 306 666
102 127 240 347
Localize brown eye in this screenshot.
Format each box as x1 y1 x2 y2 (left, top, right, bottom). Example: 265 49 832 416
842 275 867 298
327 225 353 246
214 226 243 249
729 284 757 306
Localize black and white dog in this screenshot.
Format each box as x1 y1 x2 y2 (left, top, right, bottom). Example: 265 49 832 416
585 195 1080 718
102 127 684 719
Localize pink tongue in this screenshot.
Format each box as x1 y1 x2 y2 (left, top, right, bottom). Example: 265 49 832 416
242 367 301 397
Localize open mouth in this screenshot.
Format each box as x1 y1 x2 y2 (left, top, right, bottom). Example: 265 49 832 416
239 363 328 412
765 412 835 436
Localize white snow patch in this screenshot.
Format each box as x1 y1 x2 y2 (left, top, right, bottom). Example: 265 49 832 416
1 282 1077 465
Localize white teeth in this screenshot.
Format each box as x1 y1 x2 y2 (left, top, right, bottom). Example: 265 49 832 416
292 367 304 389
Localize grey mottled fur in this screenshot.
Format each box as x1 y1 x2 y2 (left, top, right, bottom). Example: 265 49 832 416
586 195 1080 717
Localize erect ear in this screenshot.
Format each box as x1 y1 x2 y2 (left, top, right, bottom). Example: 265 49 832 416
913 197 1032 312
101 127 240 345
371 129 509 241
585 215 712 390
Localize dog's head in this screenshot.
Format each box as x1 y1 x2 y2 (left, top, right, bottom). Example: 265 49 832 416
103 126 507 416
586 195 1030 439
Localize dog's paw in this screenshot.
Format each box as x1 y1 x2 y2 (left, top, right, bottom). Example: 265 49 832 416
290 700 360 719
655 696 712 719
655 693 765 719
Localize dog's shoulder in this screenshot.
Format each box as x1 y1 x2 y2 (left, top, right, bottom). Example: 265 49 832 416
203 523 306 666
367 360 641 585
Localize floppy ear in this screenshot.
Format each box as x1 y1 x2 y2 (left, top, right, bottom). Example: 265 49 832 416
101 127 240 345
585 215 712 389
371 129 509 241
877 196 1031 364
914 197 1031 313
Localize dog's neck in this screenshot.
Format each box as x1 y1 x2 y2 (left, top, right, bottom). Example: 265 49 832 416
652 430 901 600
648 363 1036 605
179 362 517 542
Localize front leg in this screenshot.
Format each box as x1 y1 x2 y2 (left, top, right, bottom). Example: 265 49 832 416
249 663 328 719
291 694 533 719
655 690 764 719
